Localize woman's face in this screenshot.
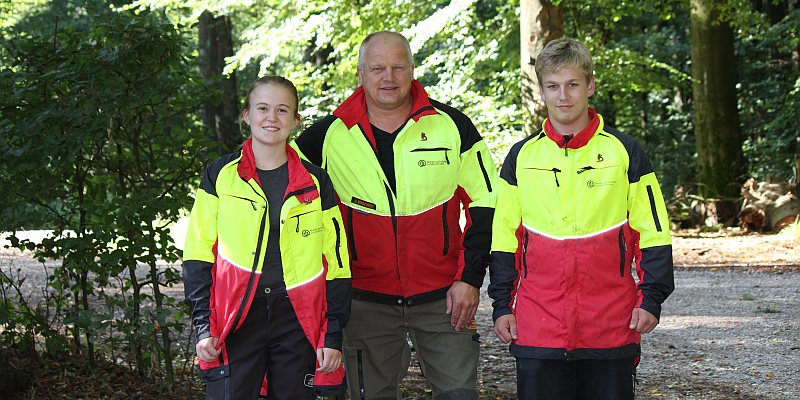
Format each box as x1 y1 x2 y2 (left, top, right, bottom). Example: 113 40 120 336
242 83 300 148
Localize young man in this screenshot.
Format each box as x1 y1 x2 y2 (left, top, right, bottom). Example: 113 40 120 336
489 38 675 400
293 31 497 400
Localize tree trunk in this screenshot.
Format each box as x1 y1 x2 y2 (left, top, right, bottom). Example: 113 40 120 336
199 11 239 156
520 0 563 136
690 0 745 199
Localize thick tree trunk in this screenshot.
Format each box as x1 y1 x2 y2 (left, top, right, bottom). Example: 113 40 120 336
690 0 745 199
199 11 239 156
520 0 563 136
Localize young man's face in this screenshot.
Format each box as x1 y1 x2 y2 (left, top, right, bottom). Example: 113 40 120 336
539 66 595 135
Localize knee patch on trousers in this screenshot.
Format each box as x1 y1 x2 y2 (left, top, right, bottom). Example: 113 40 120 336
434 387 480 400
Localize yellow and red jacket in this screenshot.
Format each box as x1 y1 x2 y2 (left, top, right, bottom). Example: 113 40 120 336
183 140 351 394
489 109 674 360
292 80 497 304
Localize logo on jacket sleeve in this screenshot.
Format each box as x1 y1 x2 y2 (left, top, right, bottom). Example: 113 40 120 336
597 153 604 162
421 132 428 141
304 374 314 387
302 227 323 237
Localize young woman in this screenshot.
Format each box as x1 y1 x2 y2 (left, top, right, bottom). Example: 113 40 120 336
183 76 351 400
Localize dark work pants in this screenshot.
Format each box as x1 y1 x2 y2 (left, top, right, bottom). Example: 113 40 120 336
516 357 636 400
206 283 317 400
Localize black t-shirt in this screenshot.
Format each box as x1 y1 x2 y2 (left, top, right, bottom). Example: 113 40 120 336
256 161 289 286
372 124 402 194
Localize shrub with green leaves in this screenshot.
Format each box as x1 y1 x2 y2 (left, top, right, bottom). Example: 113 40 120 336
0 7 216 389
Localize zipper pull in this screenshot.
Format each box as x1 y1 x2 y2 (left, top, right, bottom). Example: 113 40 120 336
577 166 594 174
552 168 561 187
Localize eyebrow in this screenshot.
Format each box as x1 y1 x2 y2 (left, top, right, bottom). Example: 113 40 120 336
544 78 581 84
255 102 291 108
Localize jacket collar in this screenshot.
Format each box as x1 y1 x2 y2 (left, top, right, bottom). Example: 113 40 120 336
333 80 438 152
237 139 319 204
544 107 600 149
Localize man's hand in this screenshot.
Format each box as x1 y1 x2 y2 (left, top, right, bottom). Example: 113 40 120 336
446 281 480 331
493 314 517 344
196 337 221 363
629 308 658 333
316 348 342 374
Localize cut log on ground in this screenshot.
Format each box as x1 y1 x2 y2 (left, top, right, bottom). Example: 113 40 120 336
740 178 799 232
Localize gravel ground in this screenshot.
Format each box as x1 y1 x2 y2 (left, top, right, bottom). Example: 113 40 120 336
470 230 800 399
3 229 800 399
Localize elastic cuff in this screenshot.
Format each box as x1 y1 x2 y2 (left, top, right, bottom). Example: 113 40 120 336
195 331 210 344
491 307 513 322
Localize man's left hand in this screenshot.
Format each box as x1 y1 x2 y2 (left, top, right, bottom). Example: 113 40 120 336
629 307 658 333
446 281 479 331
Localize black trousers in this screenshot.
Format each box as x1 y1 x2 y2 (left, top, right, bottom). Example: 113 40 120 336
516 357 636 400
206 283 317 400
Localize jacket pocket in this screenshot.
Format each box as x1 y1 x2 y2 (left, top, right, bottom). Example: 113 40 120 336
618 226 627 277
441 202 449 256
347 207 358 261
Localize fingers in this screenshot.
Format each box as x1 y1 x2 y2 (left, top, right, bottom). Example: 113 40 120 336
628 310 639 330
493 315 517 344
630 308 658 334
447 282 480 331
196 337 221 363
316 348 342 374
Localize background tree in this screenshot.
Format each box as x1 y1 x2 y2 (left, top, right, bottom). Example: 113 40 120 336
520 0 563 135
691 0 746 199
199 10 240 155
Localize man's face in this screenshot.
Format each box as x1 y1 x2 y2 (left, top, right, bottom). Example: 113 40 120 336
357 35 414 112
539 66 595 135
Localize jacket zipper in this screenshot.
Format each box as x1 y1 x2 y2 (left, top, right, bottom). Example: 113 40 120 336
291 211 314 232
347 207 358 261
442 201 449 256
522 230 530 279
411 147 450 164
477 151 492 192
332 218 344 268
527 167 561 187
385 183 399 279
618 226 627 277
229 201 267 333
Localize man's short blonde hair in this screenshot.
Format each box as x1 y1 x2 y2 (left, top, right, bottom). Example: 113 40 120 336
535 38 593 86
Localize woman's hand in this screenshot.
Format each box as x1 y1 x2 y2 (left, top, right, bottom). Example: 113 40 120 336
196 337 221 363
316 347 342 374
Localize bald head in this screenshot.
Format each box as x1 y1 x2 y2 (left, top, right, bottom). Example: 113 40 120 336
358 31 413 71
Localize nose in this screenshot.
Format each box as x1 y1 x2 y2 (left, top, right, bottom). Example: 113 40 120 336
266 110 278 121
558 87 569 100
381 68 394 82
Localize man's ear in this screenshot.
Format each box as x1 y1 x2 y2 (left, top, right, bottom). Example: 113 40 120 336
357 68 363 86
587 76 596 97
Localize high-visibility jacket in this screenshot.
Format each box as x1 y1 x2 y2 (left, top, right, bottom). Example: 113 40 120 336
183 140 351 395
293 80 497 304
489 109 674 360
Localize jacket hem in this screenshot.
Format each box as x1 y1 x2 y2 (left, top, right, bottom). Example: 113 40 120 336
352 286 450 307
199 365 229 382
314 381 348 397
509 343 641 360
